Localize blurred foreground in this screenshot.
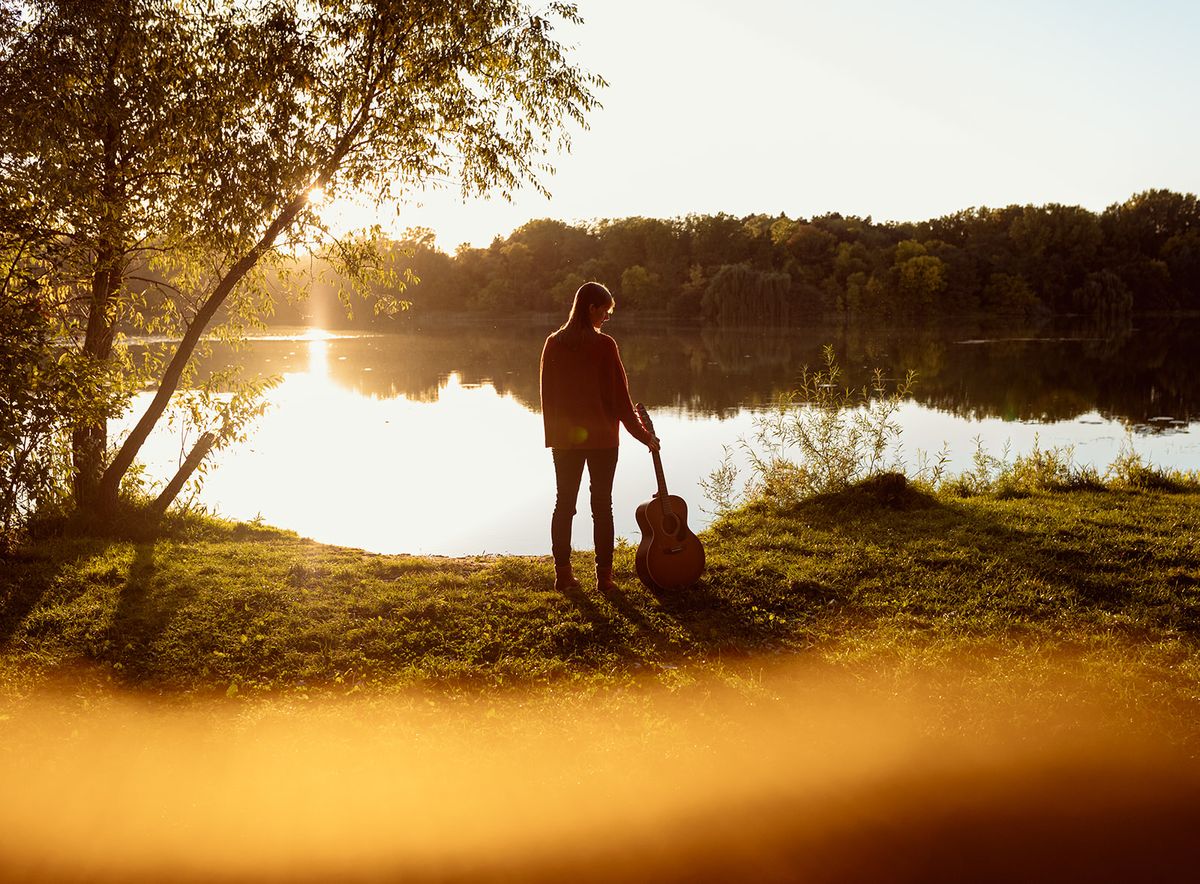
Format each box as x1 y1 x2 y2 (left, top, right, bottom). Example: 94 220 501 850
1 660 1197 883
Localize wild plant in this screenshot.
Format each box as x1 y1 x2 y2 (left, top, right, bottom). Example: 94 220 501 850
1107 440 1200 492
943 436 1104 497
703 346 915 511
1006 440 1104 494
942 436 1013 498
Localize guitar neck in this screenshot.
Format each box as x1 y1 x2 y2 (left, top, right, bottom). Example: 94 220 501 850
636 403 671 499
651 449 669 498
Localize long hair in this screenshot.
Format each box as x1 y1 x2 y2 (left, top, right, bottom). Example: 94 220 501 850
552 281 613 347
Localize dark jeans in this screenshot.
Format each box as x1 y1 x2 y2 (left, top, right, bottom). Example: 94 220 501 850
551 447 619 570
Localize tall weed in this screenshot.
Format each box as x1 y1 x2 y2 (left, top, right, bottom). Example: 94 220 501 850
702 346 914 510
942 436 1104 498
1107 442 1200 492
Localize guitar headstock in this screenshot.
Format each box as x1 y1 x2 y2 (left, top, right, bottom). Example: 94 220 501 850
635 402 656 435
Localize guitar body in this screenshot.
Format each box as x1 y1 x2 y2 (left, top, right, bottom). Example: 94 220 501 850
635 494 705 590
632 402 706 591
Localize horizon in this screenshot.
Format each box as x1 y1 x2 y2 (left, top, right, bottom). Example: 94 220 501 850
322 0 1200 250
332 186 1193 254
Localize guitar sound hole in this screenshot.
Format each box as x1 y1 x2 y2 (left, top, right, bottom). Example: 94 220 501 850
662 514 680 536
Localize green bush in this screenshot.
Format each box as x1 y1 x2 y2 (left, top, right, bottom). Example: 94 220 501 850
703 346 914 511
1107 445 1199 492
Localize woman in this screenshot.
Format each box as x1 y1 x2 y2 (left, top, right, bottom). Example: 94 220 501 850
540 281 658 592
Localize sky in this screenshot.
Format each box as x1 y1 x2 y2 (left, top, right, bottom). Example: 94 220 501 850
330 0 1200 250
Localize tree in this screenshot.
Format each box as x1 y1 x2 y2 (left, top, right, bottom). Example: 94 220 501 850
982 273 1042 318
618 264 660 310
780 223 837 286
0 0 222 509
1 0 602 518
1102 189 1200 258
701 263 792 325
1008 204 1102 311
1072 270 1133 320
592 216 687 296
687 214 755 271
1162 230 1200 309
894 254 948 316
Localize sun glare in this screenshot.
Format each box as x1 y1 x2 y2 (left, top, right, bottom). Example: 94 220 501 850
300 327 334 341
307 185 326 206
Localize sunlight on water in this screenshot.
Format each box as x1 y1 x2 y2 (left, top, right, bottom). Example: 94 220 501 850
161 356 555 555
121 334 752 555
118 330 1199 556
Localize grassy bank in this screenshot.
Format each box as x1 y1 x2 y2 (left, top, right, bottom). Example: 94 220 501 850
2 482 1198 731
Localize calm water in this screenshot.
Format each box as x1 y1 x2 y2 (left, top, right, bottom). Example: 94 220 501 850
123 318 1200 555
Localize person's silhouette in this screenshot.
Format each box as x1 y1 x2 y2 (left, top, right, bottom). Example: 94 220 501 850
539 282 658 592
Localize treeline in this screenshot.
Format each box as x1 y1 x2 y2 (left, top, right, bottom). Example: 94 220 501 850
273 189 1200 326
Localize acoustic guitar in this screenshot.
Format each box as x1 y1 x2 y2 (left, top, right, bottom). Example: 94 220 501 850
634 403 706 590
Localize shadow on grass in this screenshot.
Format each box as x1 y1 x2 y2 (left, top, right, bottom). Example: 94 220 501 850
550 558 792 663
107 542 200 682
8 484 1199 691
645 578 783 655
0 538 112 648
724 479 1200 640
552 577 660 668
0 530 200 684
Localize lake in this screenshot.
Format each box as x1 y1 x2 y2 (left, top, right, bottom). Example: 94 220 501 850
123 317 1200 555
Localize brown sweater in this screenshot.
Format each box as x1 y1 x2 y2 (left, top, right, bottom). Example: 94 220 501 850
540 329 653 449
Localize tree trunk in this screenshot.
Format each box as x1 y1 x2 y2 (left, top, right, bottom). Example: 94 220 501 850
150 431 215 517
75 80 122 511
94 194 311 515
72 252 119 509
94 115 368 517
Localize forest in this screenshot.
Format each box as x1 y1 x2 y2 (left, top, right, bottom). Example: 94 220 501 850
273 188 1200 327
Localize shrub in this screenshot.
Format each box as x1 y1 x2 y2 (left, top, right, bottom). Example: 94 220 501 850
0 294 86 544
704 359 1198 519
703 346 914 511
1107 444 1199 492
943 437 1105 499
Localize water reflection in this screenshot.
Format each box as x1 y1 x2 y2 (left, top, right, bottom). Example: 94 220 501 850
190 316 1199 428
123 318 1199 555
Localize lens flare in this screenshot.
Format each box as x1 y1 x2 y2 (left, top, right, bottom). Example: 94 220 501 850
1 661 1196 883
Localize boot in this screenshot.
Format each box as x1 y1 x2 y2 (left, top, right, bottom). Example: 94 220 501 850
554 562 579 591
596 565 617 593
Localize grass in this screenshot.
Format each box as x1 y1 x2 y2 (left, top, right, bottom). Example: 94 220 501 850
2 481 1199 740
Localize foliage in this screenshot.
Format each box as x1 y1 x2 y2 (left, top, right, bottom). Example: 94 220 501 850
1 0 603 516
1072 269 1133 319
0 293 78 541
701 263 793 325
1106 443 1200 492
700 343 1195 514
941 437 1106 499
982 272 1041 318
282 188 1200 325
